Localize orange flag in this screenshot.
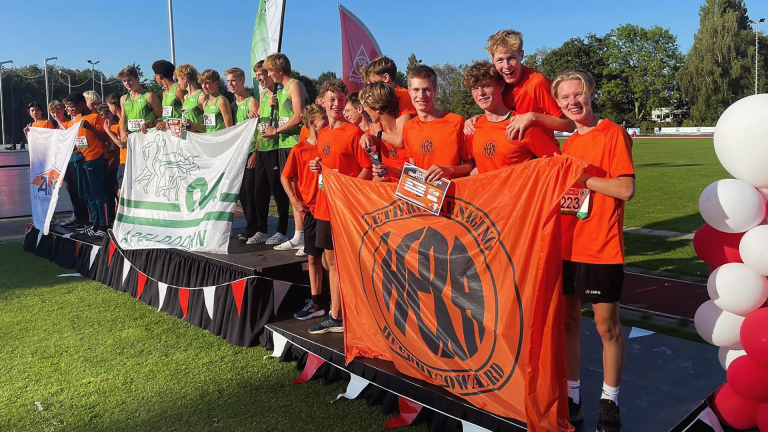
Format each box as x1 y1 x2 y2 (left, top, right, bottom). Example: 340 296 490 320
323 156 584 431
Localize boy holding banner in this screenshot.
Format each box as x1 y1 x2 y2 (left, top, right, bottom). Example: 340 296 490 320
553 70 635 431
152 59 186 131
23 102 53 137
175 64 207 133
199 69 233 133
462 61 559 174
282 104 327 319
361 56 414 149
308 79 371 334
359 82 409 181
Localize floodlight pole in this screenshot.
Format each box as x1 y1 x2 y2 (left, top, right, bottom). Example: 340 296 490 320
756 18 765 95
87 59 100 92
60 71 71 93
168 0 176 64
0 60 13 146
44 57 57 120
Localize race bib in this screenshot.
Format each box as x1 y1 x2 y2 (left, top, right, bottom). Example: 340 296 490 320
318 173 323 190
258 122 269 134
74 136 88 149
278 117 289 127
561 187 591 220
127 119 143 132
204 114 216 127
162 106 173 118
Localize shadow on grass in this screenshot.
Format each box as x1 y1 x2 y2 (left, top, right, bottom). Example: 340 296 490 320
625 234 708 278
640 213 703 234
634 163 704 168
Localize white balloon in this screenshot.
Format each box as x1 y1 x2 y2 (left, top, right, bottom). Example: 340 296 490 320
694 300 746 347
707 263 768 315
718 347 747 371
698 179 765 233
740 225 768 276
714 94 768 188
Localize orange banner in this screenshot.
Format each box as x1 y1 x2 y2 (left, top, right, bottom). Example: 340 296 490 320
324 156 585 431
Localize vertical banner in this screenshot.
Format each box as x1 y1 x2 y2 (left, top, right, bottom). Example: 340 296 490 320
251 0 286 88
27 122 81 235
113 120 258 253
339 4 382 93
323 157 585 431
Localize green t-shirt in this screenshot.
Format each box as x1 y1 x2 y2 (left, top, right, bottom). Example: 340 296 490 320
234 95 257 152
203 95 225 133
162 82 183 120
124 93 156 133
257 90 279 152
276 79 303 149
183 90 204 126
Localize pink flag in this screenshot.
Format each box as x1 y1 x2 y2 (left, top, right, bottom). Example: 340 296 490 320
339 4 382 93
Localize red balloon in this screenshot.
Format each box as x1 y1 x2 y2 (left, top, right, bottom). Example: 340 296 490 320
741 308 768 368
728 356 768 402
713 383 760 430
693 224 744 268
757 403 768 432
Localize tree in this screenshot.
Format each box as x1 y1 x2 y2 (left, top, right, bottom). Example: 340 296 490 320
431 63 482 119
677 0 759 125
540 34 608 82
313 71 337 93
601 24 684 123
292 70 317 104
524 46 552 72
405 53 422 75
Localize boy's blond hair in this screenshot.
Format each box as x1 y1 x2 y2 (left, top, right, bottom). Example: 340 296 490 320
224 67 245 81
319 79 348 97
174 64 199 83
551 69 597 99
462 61 504 90
48 100 63 113
486 29 524 55
361 56 397 82
198 69 220 84
263 53 292 74
301 103 326 126
359 82 398 117
83 90 102 104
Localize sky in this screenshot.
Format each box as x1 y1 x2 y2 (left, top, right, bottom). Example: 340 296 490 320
0 0 764 82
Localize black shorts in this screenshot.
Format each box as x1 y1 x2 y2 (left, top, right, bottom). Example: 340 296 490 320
315 218 334 251
302 212 323 257
562 260 624 304
116 164 126 188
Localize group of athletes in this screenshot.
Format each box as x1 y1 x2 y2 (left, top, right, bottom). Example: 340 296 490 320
23 28 634 431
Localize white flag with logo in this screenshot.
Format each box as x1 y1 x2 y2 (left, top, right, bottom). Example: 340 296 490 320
28 122 81 235
114 120 257 253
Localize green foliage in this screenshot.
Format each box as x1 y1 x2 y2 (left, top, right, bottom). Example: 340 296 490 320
291 70 317 104
677 0 764 125
524 46 552 72
313 70 337 94
405 53 422 75
431 63 483 119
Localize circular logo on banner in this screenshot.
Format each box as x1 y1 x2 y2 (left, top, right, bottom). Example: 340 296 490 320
483 141 496 159
358 198 522 396
322 144 332 157
420 139 434 155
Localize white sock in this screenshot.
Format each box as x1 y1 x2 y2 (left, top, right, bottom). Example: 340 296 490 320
567 380 580 404
601 382 619 405
292 230 304 244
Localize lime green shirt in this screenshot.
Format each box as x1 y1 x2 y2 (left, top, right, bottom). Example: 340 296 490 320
183 90 204 126
257 90 279 152
234 96 257 152
203 95 225 133
276 79 303 149
124 93 156 133
162 82 183 120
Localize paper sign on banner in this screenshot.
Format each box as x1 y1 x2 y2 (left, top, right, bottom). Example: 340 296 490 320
113 120 258 254
27 122 81 235
394 163 450 215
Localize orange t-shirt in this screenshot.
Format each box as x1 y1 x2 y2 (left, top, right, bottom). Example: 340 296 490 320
502 65 562 117
466 113 561 173
114 119 129 164
299 125 310 142
560 119 635 264
31 119 54 129
73 113 105 161
281 140 320 212
395 85 416 117
314 122 372 220
403 112 471 169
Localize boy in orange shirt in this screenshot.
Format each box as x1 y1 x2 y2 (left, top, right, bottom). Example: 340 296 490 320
374 65 473 182
64 92 111 237
361 56 414 150
23 102 54 137
308 79 371 334
462 61 559 174
282 104 327 320
554 70 635 432
359 82 409 181
343 92 371 131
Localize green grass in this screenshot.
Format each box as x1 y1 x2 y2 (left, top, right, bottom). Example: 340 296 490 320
624 137 730 233
624 233 708 278
0 243 425 432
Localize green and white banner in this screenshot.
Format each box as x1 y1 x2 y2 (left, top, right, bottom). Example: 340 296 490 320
251 0 285 88
114 120 258 254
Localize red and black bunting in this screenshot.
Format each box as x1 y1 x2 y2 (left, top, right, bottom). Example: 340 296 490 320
179 288 190 319
137 272 148 300
231 279 246 317
108 240 117 266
